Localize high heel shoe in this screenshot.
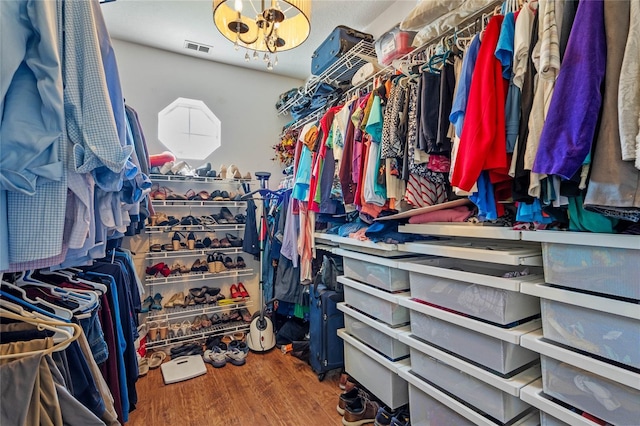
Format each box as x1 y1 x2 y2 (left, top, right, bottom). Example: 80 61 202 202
147 322 159 341
141 296 153 313
187 232 196 250
146 262 167 277
237 283 249 298
179 320 191 336
191 259 203 273
207 254 217 273
164 292 185 309
172 232 183 251
151 293 163 310
230 284 242 300
215 253 227 273
158 321 169 340
191 315 203 331
170 322 181 338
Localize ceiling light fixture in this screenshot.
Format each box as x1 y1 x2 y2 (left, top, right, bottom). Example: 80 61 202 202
212 0 311 70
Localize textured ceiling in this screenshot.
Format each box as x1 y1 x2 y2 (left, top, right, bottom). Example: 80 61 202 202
101 0 402 80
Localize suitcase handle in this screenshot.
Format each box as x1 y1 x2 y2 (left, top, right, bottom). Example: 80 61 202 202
336 25 374 42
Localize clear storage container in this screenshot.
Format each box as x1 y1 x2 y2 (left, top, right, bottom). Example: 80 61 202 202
342 307 409 360
341 277 410 326
541 355 640 426
541 298 640 369
540 411 570 426
542 242 640 300
410 310 539 374
408 258 541 325
410 350 532 423
408 383 476 426
375 26 417 66
340 249 413 291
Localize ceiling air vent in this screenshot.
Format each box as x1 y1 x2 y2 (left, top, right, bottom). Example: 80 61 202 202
184 40 212 54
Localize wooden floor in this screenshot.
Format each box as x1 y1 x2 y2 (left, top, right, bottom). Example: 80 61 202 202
130 349 345 426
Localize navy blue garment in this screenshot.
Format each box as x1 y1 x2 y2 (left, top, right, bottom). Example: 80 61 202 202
78 309 109 365
82 261 138 414
64 340 106 418
243 199 260 257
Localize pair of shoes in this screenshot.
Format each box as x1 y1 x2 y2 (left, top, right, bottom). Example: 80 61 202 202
203 347 227 368
238 307 252 322
225 347 247 366
206 253 227 273
159 161 174 175
151 293 163 310
146 262 171 277
191 259 208 273
164 292 185 308
218 164 243 180
230 283 249 299
225 232 243 247
170 262 190 275
141 296 153 313
228 338 249 354
148 351 167 369
342 396 380 426
147 320 168 340
195 162 211 177
170 343 204 358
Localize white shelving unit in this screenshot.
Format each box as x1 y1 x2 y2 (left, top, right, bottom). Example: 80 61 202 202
144 175 256 349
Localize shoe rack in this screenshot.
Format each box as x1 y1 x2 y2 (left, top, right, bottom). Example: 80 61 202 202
144 174 257 349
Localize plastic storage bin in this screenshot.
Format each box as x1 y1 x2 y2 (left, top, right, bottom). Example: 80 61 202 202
340 330 409 408
410 350 531 423
541 299 640 369
340 250 412 291
341 277 410 326
342 307 409 360
540 411 570 426
541 242 640 300
408 258 541 325
375 26 417 66
541 355 640 426
410 310 539 374
408 382 475 426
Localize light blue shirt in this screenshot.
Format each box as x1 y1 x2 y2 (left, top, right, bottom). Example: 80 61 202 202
449 34 481 137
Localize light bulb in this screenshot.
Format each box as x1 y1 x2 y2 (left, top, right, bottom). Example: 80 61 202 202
253 50 259 60
234 0 243 13
263 53 269 62
234 39 239 51
245 51 250 62
274 55 278 66
267 61 273 71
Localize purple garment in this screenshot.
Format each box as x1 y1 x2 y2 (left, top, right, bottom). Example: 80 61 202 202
532 0 606 179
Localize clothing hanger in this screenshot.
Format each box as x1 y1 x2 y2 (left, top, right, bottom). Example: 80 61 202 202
0 309 81 359
13 272 98 317
1 280 74 320
0 289 70 322
36 268 107 294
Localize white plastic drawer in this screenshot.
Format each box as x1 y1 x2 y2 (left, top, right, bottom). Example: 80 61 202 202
541 242 640 300
339 329 409 409
541 298 640 369
410 349 531 423
400 369 540 426
336 248 420 291
408 382 476 426
541 355 640 426
339 276 410 326
540 411 570 426
408 309 539 374
338 303 409 360
401 239 543 266
404 257 541 325
521 379 602 426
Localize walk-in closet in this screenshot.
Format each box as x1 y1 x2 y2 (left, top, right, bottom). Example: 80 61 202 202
1 0 638 425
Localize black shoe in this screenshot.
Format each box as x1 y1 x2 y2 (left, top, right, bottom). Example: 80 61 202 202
195 162 211 176
375 406 397 426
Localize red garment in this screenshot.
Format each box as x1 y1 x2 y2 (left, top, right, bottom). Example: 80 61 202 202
451 15 508 192
309 106 341 212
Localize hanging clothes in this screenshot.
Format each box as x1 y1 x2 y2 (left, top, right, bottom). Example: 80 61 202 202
451 14 508 193
584 0 640 221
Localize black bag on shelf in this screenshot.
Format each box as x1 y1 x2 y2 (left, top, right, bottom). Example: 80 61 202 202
311 25 374 79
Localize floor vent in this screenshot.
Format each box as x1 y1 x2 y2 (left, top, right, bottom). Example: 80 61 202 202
184 40 212 54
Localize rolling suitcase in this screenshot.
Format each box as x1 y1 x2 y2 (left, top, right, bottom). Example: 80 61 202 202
309 283 344 381
311 25 374 79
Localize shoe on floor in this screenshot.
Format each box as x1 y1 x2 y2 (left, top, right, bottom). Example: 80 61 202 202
225 348 247 366
138 357 150 377
389 410 410 426
339 373 349 390
148 351 166 369
337 386 360 416
374 405 397 426
342 397 379 426
203 348 227 368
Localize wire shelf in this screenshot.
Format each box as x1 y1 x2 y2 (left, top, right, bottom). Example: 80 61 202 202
151 200 246 208
149 174 254 184
146 301 253 322
145 321 251 349
146 224 246 233
145 268 254 286
145 247 244 260
276 39 377 116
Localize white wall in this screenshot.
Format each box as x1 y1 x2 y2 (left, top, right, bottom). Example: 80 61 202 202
365 0 419 38
112 39 303 182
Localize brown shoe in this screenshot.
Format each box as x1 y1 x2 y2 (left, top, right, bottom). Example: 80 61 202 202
337 386 359 416
342 397 379 426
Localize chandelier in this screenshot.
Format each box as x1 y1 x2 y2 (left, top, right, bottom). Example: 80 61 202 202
212 0 311 70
